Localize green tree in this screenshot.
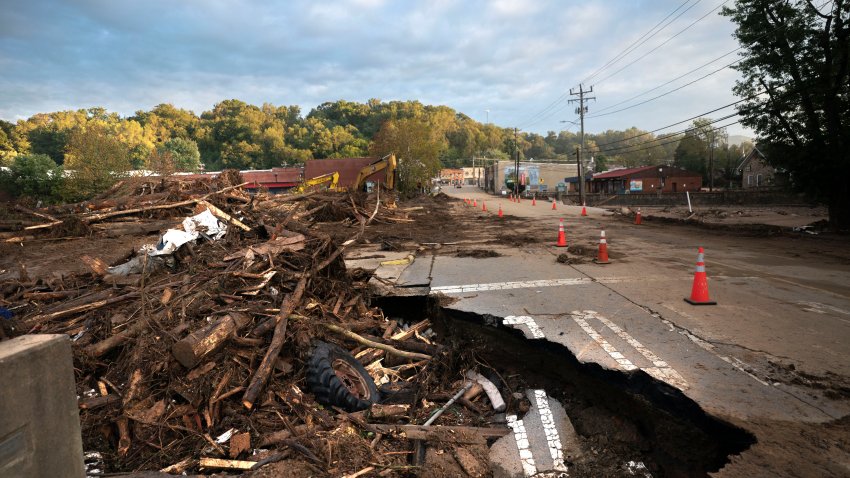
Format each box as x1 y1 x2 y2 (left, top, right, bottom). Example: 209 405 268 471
160 137 201 171
2 153 63 199
62 125 131 200
723 1 850 227
370 117 447 192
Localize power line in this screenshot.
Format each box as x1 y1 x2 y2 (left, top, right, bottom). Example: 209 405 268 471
593 98 749 148
587 58 741 119
593 0 730 87
598 118 742 157
597 111 739 155
519 0 699 129
590 50 742 116
580 0 698 86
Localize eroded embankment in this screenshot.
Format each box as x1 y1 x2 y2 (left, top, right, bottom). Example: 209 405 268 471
375 295 756 477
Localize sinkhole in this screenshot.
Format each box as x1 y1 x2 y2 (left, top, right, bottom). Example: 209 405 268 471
373 295 756 477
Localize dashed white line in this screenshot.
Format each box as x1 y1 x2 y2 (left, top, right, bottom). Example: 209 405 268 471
503 315 546 339
533 390 568 473
584 311 689 391
507 414 537 477
430 277 591 294
573 315 638 371
573 311 688 391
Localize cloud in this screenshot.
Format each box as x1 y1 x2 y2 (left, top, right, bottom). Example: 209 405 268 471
0 0 750 136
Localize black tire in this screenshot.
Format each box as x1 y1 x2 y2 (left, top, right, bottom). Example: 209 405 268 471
306 341 379 411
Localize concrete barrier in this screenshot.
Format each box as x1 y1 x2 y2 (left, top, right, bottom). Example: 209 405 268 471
0 334 84 477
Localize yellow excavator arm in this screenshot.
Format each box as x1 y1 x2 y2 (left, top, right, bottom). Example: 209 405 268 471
295 171 339 193
353 154 397 190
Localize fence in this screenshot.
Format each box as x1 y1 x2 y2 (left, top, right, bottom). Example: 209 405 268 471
557 190 814 207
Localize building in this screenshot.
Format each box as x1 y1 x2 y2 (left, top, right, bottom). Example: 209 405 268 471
439 168 464 185
462 167 484 185
736 147 783 189
590 165 701 194
483 161 578 194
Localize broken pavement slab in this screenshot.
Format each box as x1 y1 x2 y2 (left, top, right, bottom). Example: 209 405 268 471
489 389 583 478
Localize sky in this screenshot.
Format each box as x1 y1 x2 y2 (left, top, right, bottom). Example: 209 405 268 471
0 0 751 137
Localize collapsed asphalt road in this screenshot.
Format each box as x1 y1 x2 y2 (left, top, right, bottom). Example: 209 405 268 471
348 187 850 477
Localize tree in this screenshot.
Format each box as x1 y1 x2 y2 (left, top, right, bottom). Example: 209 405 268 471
62 125 131 200
723 1 850 228
370 117 447 192
1 153 63 199
160 137 201 171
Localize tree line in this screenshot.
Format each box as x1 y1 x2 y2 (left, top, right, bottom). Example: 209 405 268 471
0 99 749 201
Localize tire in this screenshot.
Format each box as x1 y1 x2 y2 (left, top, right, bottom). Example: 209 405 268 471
306 341 379 412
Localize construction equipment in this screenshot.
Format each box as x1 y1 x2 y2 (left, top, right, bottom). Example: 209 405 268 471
295 171 339 193
354 154 397 191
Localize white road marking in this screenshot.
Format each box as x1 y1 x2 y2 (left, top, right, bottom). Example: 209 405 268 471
503 315 546 339
533 390 568 472
585 311 689 391
430 277 591 294
573 315 638 371
573 311 688 390
797 301 850 325
507 414 537 477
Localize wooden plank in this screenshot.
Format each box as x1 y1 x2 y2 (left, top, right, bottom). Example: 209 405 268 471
369 424 509 442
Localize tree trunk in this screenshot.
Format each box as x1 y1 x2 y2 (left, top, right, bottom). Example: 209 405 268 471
171 312 250 369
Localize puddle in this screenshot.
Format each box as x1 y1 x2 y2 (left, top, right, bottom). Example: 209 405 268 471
374 295 755 477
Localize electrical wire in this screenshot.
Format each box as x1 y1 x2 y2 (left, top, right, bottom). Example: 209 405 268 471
580 0 698 86
597 111 740 155
592 0 730 87
598 118 742 157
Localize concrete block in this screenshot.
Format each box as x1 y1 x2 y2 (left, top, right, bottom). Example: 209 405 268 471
0 334 84 478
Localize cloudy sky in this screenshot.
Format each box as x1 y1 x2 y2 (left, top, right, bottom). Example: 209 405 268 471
0 0 750 136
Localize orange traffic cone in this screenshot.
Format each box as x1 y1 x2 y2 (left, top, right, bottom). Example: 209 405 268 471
498 204 503 217
685 247 716 305
473 199 477 207
593 229 610 264
556 219 567 247
532 196 537 206
635 208 642 225
551 198 557 210
482 202 487 212
581 205 587 216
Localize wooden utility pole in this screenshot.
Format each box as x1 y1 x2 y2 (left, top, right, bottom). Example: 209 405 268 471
569 85 595 206
514 127 520 198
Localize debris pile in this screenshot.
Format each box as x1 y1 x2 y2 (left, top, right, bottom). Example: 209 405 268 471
0 175 508 476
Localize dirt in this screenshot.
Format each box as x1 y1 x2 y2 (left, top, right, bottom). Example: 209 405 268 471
455 249 502 258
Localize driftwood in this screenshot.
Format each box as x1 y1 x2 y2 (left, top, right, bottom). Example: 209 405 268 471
198 457 257 470
369 424 510 442
84 318 149 358
78 394 121 410
242 276 308 409
197 200 251 232
28 291 139 324
171 312 250 369
321 323 431 361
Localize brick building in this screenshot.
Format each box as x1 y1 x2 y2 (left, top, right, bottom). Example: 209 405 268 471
737 147 783 189
591 165 702 194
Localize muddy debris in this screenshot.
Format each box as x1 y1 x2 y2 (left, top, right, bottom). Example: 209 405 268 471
0 175 511 476
455 249 502 258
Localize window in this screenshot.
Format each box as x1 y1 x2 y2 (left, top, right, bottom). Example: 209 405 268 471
747 175 753 185
757 174 762 186
746 165 752 171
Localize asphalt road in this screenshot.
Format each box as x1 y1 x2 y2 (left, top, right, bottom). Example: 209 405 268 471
398 185 850 476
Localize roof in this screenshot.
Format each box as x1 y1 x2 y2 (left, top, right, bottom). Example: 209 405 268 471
736 146 766 172
592 166 657 180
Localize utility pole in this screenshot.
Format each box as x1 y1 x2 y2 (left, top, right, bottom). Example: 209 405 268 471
568 84 595 206
514 128 520 198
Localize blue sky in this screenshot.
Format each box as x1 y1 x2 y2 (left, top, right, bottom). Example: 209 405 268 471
0 0 749 136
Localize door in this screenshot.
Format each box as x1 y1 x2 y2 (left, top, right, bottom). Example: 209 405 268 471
672 182 677 192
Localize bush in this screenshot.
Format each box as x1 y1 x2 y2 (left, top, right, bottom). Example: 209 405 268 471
2 153 64 202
